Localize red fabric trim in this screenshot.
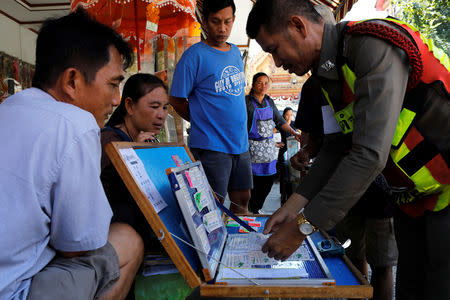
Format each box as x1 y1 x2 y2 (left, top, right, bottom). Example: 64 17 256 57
399 194 438 217
402 127 449 184
341 71 355 107
400 25 450 92
403 126 423 150
383 157 415 189
425 155 450 185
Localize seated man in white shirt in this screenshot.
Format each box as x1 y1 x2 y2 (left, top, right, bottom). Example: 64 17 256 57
0 9 143 300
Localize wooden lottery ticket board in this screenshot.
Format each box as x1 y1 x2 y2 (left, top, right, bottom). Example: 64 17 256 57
105 141 373 298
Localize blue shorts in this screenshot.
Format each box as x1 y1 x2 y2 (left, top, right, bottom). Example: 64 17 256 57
190 148 253 201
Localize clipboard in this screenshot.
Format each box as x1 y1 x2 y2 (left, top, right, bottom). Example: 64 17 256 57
166 161 335 286
105 141 373 298
166 161 227 280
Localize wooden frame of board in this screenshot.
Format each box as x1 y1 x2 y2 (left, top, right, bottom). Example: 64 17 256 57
105 141 373 298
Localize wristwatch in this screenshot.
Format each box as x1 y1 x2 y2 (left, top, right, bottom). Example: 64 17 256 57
296 212 317 236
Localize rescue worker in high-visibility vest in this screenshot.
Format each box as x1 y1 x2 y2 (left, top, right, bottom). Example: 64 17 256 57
246 1 449 299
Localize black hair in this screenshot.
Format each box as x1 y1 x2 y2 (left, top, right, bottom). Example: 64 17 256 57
246 0 322 39
250 72 269 95
32 9 133 90
106 73 168 127
202 0 236 22
282 107 293 118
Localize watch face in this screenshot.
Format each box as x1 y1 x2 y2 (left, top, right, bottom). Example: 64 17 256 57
300 223 314 235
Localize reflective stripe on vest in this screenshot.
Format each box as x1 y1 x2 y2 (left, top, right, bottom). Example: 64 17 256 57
322 19 450 213
391 108 415 148
389 126 449 205
321 64 355 134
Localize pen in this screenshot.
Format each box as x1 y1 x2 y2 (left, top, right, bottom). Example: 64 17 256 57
145 136 160 143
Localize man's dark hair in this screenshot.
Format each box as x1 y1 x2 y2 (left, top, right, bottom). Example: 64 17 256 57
106 73 167 127
32 9 133 90
202 0 236 22
247 0 322 39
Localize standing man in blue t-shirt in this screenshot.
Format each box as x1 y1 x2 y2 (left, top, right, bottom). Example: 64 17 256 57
170 0 252 214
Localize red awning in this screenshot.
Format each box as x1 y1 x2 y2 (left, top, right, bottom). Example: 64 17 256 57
71 0 200 70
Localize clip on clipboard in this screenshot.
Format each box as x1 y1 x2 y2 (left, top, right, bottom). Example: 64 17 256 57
214 198 256 233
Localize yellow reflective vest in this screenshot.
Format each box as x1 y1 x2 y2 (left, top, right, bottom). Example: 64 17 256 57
321 18 450 217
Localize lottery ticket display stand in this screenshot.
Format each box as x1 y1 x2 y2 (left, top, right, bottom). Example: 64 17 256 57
105 141 373 298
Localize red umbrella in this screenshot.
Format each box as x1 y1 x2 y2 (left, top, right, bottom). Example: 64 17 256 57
71 0 198 70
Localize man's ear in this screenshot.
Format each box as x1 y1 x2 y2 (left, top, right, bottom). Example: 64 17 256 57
59 68 84 103
289 15 308 39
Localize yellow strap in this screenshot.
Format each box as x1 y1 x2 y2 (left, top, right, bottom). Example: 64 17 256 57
321 64 357 135
392 108 416 147
435 186 450 211
341 65 356 94
390 142 447 208
321 87 334 111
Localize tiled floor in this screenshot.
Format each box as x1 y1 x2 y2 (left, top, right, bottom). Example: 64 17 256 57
223 181 282 214
259 180 283 214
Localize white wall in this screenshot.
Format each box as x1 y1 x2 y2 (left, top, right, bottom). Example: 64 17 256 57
228 0 253 46
0 13 36 65
20 26 36 64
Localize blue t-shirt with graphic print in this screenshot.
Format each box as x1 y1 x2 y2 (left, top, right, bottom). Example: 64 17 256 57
171 42 248 154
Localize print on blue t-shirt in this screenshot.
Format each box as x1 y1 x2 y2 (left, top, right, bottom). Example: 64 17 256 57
215 65 245 96
171 42 248 154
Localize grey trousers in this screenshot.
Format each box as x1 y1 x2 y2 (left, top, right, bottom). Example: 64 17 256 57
27 242 119 300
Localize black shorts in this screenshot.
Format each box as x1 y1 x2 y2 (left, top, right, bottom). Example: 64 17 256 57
190 148 253 201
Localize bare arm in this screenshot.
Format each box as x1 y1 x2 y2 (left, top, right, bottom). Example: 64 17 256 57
281 122 301 141
290 132 322 170
169 96 190 121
